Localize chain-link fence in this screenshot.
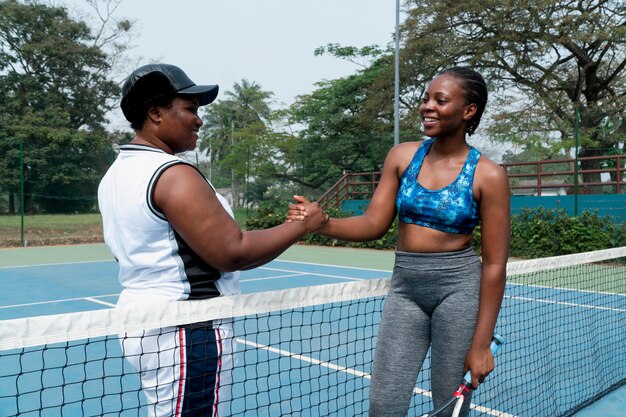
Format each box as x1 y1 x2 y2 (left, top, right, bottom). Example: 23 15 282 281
0 140 115 247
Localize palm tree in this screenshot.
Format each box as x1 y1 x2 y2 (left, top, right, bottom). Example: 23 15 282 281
199 80 274 208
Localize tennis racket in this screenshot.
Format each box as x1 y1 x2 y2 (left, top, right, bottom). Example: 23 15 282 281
421 333 505 417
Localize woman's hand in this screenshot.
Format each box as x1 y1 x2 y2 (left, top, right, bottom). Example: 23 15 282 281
297 197 329 233
286 195 318 223
464 343 495 389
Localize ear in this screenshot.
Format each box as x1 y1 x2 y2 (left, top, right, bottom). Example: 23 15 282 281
463 103 477 121
147 105 162 124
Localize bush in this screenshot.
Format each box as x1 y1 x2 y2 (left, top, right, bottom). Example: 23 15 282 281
244 186 298 230
302 211 398 249
244 199 285 230
510 207 561 258
246 200 625 258
510 207 624 258
245 196 399 250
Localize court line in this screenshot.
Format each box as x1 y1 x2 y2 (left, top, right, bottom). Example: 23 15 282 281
260 266 385 282
0 257 392 272
84 297 116 308
4 279 619 316
505 295 626 313
278 259 626 299
0 260 115 269
508 281 626 298
1 270 373 311
2 257 615 416
273 259 392 273
0 294 119 309
3 258 623 297
274 261 626 300
242 273 306 282
1 272 373 311
236 337 516 417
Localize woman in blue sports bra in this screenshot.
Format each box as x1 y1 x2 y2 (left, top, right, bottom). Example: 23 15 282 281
288 67 510 417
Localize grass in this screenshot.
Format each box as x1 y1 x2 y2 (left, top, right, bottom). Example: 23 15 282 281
0 210 253 248
0 213 104 247
233 208 253 227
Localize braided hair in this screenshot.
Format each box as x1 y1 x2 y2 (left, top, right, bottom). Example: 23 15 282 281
439 67 488 136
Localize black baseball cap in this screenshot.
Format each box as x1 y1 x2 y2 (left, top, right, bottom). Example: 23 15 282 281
120 63 219 122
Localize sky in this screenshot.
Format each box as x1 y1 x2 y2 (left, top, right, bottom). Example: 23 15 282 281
61 0 400 130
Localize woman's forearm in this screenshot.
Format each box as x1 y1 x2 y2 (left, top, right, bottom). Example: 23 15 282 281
471 263 506 348
319 215 392 242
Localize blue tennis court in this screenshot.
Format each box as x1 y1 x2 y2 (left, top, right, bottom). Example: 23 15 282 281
0 258 389 318
0 244 625 416
0 247 392 417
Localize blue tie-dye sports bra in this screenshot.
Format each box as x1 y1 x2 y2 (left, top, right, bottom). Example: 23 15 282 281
396 139 481 234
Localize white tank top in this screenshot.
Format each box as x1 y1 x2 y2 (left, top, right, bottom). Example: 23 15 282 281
98 144 240 307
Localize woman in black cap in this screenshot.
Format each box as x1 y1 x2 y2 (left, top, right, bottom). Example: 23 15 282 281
98 63 327 417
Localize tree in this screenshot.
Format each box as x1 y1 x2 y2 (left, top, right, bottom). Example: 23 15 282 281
199 80 278 208
394 0 626 186
0 0 132 213
286 58 393 195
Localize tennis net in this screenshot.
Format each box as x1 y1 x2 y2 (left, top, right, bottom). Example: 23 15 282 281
0 246 625 416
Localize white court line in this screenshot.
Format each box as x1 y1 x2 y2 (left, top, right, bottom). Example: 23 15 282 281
236 337 516 417
505 294 626 313
0 259 114 269
84 297 116 308
2 262 374 311
273 259 392 273
236 337 370 378
1 268 378 311
0 294 119 309
274 257 626 299
242 273 306 282
260 266 389 282
0 258 391 272
507 281 626 298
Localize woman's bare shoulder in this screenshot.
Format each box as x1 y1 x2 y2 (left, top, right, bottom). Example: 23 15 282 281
387 140 422 161
475 154 509 196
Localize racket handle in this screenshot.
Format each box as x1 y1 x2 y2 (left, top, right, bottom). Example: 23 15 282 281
462 333 505 386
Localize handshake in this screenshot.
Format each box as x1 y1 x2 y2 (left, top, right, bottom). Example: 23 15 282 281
285 195 329 233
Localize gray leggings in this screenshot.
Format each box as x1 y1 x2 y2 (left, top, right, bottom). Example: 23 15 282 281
369 248 482 417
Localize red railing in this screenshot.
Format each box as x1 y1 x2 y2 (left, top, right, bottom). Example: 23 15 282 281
501 154 625 195
318 171 381 211
318 155 626 209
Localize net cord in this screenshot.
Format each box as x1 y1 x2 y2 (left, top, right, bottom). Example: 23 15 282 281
0 277 391 351
505 246 626 276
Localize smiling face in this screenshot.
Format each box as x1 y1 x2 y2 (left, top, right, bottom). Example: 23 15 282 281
156 96 203 153
419 73 476 140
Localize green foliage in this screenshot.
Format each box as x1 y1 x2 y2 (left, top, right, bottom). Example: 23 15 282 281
243 186 400 249
471 224 482 254
397 0 626 161
510 208 560 257
0 0 129 214
232 208 252 229
301 209 353 247
323 220 398 250
314 43 386 67
244 186 298 230
510 208 624 258
244 199 286 230
199 79 282 208
286 62 394 192
285 206 626 258
0 1 121 129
